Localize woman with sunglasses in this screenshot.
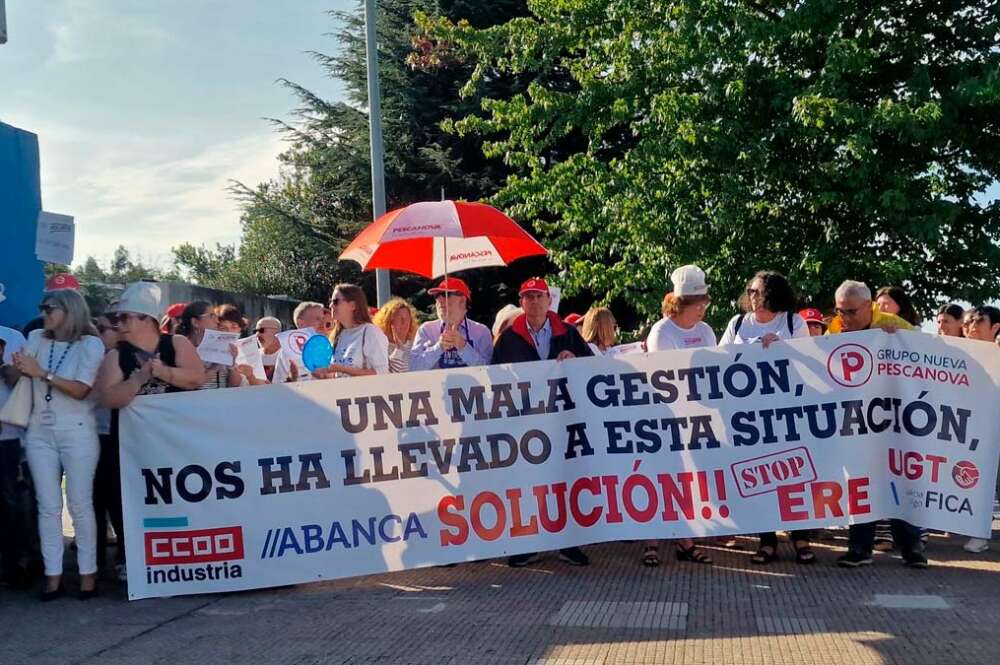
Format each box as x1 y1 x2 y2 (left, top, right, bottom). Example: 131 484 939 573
311 285 389 379
8 289 105 600
720 271 814 564
93 285 205 581
175 301 244 390
253 317 283 381
91 314 125 581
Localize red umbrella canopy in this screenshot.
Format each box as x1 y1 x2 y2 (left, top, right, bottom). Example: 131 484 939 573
339 200 547 278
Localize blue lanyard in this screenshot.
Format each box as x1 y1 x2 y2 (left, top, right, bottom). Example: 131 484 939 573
45 340 74 403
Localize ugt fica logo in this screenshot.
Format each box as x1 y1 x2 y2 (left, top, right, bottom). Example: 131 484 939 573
827 343 874 388
952 460 980 490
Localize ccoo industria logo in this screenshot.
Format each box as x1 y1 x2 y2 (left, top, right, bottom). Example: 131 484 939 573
143 517 245 585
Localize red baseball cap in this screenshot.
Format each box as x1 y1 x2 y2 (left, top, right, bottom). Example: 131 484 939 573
44 273 80 291
428 277 471 299
165 302 187 319
519 277 549 296
799 308 827 327
563 313 584 326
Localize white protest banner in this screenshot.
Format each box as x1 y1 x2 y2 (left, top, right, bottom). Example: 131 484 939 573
121 331 1000 599
196 329 240 366
35 212 75 265
608 342 645 356
234 336 266 381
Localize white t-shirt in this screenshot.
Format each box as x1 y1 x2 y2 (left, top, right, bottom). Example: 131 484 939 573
331 323 389 376
24 330 104 431
0 326 27 441
647 318 717 351
719 312 808 345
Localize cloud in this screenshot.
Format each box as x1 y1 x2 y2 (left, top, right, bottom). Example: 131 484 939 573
47 0 171 65
30 120 287 269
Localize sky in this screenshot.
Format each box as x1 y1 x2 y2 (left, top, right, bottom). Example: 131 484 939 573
1 0 352 270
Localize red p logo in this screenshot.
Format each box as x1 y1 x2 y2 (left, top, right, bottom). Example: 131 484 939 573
827 343 873 387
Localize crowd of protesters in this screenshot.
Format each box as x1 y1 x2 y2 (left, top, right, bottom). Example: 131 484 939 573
1 266 998 600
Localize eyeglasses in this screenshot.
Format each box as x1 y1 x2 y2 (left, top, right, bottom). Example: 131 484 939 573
329 297 342 307
835 307 859 317
746 288 763 297
38 304 62 315
434 292 462 300
963 317 985 327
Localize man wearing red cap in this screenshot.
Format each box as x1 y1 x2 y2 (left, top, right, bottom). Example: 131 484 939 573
492 278 593 366
492 277 593 567
410 277 493 371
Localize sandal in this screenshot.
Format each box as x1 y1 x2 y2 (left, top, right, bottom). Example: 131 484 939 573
642 545 661 567
793 542 816 565
750 546 776 564
675 545 712 564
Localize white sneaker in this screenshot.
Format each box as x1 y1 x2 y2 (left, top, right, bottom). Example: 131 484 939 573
115 564 128 582
964 537 989 553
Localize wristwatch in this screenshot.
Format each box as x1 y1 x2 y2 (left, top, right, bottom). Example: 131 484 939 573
44 372 55 384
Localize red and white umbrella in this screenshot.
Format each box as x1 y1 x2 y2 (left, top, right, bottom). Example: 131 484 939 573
339 200 547 278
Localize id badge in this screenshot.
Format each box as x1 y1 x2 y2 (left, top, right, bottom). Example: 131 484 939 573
39 409 57 428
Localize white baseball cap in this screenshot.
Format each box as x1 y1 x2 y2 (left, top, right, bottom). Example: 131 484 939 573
671 265 708 297
113 282 163 319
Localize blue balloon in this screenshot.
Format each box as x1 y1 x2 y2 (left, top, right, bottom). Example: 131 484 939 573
301 335 333 372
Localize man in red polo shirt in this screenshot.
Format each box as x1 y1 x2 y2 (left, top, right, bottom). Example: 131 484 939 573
492 277 593 567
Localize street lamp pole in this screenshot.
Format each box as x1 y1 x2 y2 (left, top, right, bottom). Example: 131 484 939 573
364 0 391 306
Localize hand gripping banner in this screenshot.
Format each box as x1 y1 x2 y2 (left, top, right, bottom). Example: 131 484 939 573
120 331 1000 599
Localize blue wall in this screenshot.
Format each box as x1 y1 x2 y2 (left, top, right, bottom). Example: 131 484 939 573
0 122 45 329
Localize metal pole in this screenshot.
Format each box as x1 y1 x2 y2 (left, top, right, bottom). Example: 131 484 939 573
364 0 390 306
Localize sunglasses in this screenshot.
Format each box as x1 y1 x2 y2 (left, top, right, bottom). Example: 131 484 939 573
329 297 343 307
38 303 62 314
108 312 148 324
746 288 763 297
835 307 860 317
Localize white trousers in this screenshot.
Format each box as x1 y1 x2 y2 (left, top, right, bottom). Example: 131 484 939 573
24 425 100 576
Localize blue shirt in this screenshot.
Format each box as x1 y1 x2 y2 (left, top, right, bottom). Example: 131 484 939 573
526 317 552 360
410 317 494 371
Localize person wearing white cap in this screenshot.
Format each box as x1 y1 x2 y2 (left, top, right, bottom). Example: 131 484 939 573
646 265 716 352
640 265 715 567
7 288 104 599
92 284 206 584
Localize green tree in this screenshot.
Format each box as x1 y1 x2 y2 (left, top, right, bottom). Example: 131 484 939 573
434 0 1000 325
